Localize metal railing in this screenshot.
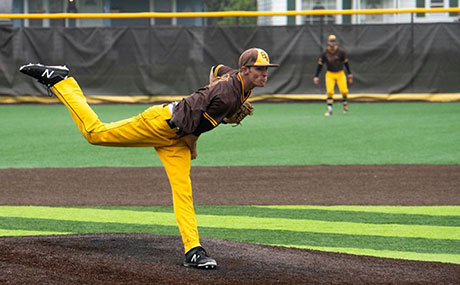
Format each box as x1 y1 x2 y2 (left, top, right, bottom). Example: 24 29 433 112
1 8 459 19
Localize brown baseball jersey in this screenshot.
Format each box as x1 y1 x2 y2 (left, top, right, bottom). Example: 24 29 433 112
318 47 348 72
172 64 251 136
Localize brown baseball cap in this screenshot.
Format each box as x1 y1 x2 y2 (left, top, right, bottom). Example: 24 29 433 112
238 48 279 68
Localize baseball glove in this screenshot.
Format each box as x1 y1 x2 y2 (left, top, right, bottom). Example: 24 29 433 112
224 102 254 125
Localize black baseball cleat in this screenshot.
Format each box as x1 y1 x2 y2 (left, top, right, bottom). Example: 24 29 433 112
19 63 69 95
183 246 217 269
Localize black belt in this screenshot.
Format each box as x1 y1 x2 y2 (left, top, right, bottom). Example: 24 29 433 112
166 118 176 129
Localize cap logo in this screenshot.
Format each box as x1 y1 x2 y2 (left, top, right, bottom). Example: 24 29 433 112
260 50 269 62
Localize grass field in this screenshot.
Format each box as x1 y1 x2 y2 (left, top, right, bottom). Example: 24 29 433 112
1 102 459 167
0 205 459 264
1 102 459 264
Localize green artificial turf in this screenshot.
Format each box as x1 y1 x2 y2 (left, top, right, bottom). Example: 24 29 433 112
1 102 459 168
1 205 459 264
1 102 460 264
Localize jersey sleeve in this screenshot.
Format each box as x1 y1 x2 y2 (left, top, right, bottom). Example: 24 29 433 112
340 48 348 63
192 97 227 136
318 51 326 65
192 83 235 136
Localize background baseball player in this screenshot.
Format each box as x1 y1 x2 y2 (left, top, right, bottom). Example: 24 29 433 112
19 47 278 270
313 34 353 116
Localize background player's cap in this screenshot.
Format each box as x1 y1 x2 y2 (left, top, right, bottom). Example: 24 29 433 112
328 34 337 41
239 48 279 68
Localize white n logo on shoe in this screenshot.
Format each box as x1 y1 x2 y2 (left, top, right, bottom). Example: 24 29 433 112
190 254 199 263
42 69 54 78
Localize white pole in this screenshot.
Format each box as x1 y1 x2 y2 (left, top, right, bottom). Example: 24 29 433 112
150 0 154 26
23 0 28 27
43 0 49 27
172 0 177 26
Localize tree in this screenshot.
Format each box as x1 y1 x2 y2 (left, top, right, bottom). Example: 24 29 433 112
203 0 257 26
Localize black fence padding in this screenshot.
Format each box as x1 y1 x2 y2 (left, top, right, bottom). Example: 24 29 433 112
1 23 459 97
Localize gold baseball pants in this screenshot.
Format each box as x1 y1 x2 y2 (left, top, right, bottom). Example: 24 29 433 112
325 70 348 103
52 77 200 253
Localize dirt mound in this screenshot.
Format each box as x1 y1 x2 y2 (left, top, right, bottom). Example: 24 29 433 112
1 234 459 284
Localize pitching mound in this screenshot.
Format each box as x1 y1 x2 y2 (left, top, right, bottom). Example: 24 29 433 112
1 165 459 283
1 234 459 284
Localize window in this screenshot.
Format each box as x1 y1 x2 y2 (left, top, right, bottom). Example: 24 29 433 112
302 0 336 24
49 0 64 27
287 0 296 25
155 0 172 26
363 0 384 23
416 0 426 17
28 0 45 27
110 0 150 26
24 0 65 27
449 0 459 16
430 0 444 8
342 0 352 24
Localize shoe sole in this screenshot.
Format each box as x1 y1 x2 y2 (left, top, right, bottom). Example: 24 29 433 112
184 261 217 270
19 63 69 72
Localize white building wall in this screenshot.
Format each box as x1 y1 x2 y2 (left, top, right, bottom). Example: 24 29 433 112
258 0 288 26
296 0 304 24
261 0 460 25
396 0 459 23
0 0 12 25
0 0 12 12
271 1 288 25
357 0 396 24
258 0 272 25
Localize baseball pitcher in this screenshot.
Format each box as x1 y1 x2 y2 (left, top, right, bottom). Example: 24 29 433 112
19 47 278 270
